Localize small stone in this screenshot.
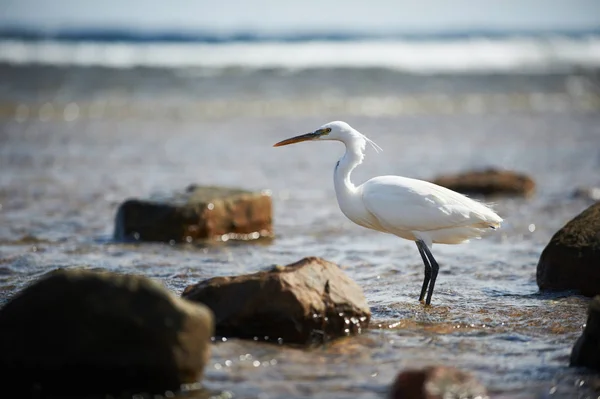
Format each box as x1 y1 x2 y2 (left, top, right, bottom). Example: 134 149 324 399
431 168 535 197
537 202 600 296
0 269 214 396
389 366 488 399
570 296 600 370
113 185 272 243
182 257 370 344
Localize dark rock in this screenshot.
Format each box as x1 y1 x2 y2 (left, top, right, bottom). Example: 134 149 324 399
389 366 488 399
0 269 214 397
570 296 600 370
431 168 535 197
182 256 370 344
114 185 272 243
537 202 600 296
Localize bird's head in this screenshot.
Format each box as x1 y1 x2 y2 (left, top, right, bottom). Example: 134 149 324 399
273 121 382 152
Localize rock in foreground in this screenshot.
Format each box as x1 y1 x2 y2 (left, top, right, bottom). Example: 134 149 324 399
537 202 600 296
570 296 600 370
389 366 488 399
114 185 272 243
0 269 214 397
431 168 535 197
182 257 370 344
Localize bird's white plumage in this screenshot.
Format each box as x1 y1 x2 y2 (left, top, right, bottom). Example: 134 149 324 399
361 175 502 244
273 120 503 305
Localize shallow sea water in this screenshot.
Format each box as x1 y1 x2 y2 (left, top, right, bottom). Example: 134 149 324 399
1 65 600 398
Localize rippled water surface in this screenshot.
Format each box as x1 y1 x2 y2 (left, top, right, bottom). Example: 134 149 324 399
1 65 600 398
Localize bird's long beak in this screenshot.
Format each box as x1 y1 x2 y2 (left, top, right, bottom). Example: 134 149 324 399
273 132 317 147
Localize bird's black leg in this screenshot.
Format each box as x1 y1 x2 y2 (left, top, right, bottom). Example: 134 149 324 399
421 244 440 306
416 240 431 303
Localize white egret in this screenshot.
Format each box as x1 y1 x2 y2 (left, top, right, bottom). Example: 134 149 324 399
273 121 502 305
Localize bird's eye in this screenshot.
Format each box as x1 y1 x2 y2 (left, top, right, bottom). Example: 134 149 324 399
324 128 331 134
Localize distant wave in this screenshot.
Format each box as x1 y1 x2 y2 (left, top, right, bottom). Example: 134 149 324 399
1 26 600 43
1 34 599 74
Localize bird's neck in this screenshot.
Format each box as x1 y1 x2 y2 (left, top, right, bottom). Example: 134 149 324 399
334 138 365 195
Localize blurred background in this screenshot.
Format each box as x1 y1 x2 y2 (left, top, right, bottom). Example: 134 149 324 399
1 1 600 398
1 0 599 120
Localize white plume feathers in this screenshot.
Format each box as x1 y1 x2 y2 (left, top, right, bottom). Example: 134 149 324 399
364 135 383 153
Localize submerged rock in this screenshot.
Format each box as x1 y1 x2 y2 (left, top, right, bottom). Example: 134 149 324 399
570 296 600 370
389 366 488 399
182 257 370 344
431 168 535 197
0 269 214 397
537 202 600 296
114 185 272 243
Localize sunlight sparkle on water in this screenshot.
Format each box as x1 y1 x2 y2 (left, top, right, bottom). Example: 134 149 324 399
63 102 80 121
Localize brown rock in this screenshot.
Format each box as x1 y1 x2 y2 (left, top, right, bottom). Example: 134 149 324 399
389 366 488 399
0 269 214 397
182 257 370 344
113 185 272 243
570 296 600 370
431 168 535 197
536 202 600 296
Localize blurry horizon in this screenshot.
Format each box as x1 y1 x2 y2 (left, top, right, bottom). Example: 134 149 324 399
1 0 599 36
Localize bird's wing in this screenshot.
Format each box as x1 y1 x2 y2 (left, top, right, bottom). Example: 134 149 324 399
362 175 501 232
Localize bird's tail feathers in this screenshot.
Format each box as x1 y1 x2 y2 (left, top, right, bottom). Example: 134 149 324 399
466 197 503 226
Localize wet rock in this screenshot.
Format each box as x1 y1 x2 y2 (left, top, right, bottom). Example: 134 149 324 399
114 185 272 243
570 296 600 370
182 256 370 344
536 202 600 296
431 168 535 197
389 366 488 399
0 269 214 397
